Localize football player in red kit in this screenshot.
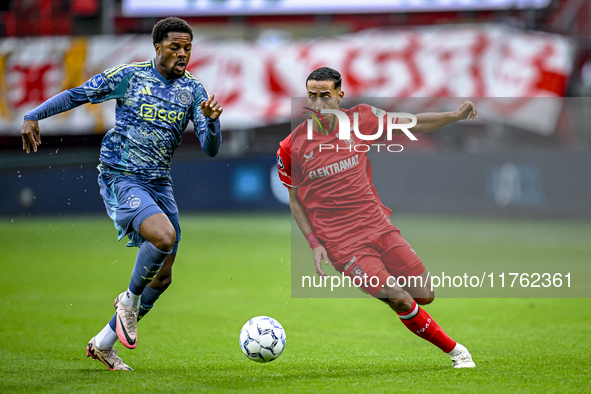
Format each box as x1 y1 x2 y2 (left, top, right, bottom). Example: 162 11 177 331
277 67 478 368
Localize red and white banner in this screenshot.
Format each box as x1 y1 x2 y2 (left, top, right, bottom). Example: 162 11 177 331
0 25 574 136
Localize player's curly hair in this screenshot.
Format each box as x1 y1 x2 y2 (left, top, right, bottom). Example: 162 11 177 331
152 17 193 45
306 67 342 90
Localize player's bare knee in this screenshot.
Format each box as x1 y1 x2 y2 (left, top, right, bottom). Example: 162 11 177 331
153 228 176 252
377 286 414 312
388 297 415 313
377 285 404 300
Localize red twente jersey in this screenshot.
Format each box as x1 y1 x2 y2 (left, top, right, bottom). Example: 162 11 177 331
277 104 398 252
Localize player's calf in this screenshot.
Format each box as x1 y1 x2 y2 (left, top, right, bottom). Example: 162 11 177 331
396 299 458 355
147 254 175 292
138 286 165 321
380 283 474 368
137 254 174 321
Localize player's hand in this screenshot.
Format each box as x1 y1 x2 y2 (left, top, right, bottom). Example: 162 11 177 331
21 120 41 154
455 100 479 121
313 246 330 278
201 94 223 120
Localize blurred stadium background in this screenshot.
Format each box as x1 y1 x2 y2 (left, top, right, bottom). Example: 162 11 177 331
0 0 589 218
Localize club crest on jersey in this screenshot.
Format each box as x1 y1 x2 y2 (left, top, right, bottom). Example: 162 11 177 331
350 265 366 278
304 151 314 161
277 154 284 169
89 74 104 89
129 197 141 208
176 89 192 105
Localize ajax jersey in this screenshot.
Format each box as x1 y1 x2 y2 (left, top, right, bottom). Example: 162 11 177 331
83 59 211 179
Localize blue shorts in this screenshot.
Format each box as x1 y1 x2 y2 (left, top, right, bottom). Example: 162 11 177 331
97 172 181 254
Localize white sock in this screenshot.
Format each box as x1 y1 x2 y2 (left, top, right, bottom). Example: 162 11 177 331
96 323 118 349
447 343 462 356
121 288 141 309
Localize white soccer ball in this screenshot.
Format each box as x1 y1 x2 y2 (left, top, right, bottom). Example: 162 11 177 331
239 316 286 362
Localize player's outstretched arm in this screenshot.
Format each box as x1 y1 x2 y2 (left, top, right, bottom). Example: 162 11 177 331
399 100 479 135
21 120 40 154
20 86 90 154
288 188 329 277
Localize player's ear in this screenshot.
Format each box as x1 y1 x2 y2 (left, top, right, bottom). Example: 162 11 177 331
337 89 345 104
154 43 161 56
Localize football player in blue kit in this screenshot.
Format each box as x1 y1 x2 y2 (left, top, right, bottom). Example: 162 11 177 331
20 17 222 370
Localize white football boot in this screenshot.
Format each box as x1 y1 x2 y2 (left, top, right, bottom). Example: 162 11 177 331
448 343 476 368
87 336 133 371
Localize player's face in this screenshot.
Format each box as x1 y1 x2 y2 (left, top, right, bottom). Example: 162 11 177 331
307 80 344 127
155 32 192 79
306 80 344 110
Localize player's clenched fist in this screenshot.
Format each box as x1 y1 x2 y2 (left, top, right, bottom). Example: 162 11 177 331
21 119 41 154
201 93 223 120
455 100 479 121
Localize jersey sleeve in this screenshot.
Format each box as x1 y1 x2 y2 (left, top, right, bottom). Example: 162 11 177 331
276 138 301 189
189 80 209 132
357 104 397 142
82 64 136 104
24 86 89 121
188 79 221 157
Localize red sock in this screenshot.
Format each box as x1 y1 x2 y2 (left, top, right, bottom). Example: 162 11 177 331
397 301 457 353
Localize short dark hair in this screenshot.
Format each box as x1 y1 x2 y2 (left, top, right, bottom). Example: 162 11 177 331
152 17 193 45
306 67 342 90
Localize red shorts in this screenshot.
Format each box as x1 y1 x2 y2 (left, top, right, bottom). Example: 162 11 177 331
328 228 426 297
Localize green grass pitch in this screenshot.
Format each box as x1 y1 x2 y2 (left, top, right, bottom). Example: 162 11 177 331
1 213 590 393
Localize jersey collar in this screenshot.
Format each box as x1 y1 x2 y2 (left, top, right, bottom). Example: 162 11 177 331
151 59 179 86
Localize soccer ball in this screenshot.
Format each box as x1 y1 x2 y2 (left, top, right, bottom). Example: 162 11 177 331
239 316 286 362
